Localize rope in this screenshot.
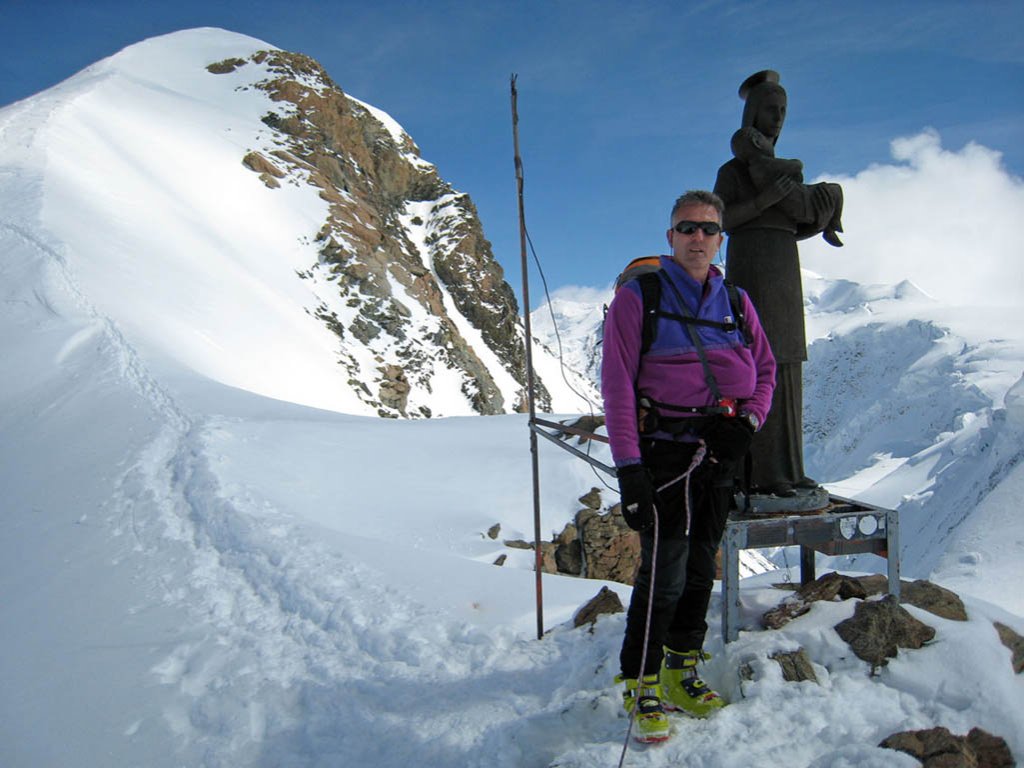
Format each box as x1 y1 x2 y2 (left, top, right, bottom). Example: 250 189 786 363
617 444 706 766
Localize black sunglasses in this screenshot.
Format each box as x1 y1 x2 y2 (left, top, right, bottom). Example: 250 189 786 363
673 220 722 236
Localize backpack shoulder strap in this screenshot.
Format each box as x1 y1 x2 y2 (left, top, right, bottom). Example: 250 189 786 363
636 271 661 355
724 280 753 346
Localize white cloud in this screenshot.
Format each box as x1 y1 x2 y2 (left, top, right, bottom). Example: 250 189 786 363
798 129 1024 307
545 283 614 304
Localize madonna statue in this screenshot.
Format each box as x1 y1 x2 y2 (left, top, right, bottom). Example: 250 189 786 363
714 70 844 497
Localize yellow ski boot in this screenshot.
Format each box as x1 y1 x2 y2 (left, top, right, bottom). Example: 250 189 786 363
618 673 671 743
660 648 726 717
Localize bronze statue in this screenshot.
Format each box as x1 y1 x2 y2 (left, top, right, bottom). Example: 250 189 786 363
714 70 844 497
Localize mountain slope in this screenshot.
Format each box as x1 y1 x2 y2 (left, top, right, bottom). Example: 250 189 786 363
3 27 598 419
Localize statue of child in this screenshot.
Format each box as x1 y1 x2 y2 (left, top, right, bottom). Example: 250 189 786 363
730 126 844 247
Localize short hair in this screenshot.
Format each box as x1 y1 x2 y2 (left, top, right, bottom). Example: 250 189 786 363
670 190 725 223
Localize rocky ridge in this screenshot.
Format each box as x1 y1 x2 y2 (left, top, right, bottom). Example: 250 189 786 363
209 50 550 417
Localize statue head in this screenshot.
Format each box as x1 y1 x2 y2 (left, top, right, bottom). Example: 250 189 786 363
739 70 787 145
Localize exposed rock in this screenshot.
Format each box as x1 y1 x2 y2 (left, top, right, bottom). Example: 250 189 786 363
378 364 410 413
554 523 583 576
518 492 642 584
242 150 286 181
573 586 624 628
902 580 969 622
965 727 1016 767
577 505 640 584
993 621 1024 674
834 595 936 668
766 573 967 630
503 539 556 573
206 57 247 74
538 541 557 574
859 575 968 621
769 649 818 683
493 554 506 566
880 726 1014 768
219 48 550 417
557 415 606 444
578 487 602 510
881 727 974 766
486 523 501 540
764 571 868 629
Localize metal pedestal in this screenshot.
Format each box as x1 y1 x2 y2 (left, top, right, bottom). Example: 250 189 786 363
721 494 900 643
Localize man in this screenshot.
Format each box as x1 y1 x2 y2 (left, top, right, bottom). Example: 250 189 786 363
602 190 776 742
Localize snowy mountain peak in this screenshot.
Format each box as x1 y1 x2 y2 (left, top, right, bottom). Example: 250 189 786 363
1 27 601 418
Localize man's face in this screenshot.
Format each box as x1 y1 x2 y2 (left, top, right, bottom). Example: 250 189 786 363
666 203 724 282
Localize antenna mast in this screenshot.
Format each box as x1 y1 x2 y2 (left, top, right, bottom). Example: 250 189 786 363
510 74 544 640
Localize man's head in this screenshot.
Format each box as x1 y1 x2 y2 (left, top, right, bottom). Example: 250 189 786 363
666 190 725 283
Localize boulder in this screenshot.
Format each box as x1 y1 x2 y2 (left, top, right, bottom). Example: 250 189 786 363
860 575 968 621
578 487 602 510
769 649 818 683
764 571 868 629
902 580 969 621
766 573 967 630
834 595 936 667
993 621 1024 674
577 506 640 584
573 586 624 628
554 523 583 576
880 726 1014 768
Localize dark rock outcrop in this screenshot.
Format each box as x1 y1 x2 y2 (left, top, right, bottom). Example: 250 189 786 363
834 595 936 668
764 571 868 629
573 586 625 628
765 573 968 631
576 506 641 584
859 575 968 621
770 649 819 683
504 489 640 584
209 49 550 416
880 726 1014 767
993 621 1024 674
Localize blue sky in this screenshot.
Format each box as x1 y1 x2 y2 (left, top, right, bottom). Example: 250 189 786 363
2 0 1022 306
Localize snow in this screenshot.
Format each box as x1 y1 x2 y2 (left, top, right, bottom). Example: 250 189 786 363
2 27 1023 768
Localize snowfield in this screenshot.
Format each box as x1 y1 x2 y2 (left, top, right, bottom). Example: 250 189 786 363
1 28 1022 768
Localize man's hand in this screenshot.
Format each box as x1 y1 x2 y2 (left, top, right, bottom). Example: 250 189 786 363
617 464 655 532
703 417 755 464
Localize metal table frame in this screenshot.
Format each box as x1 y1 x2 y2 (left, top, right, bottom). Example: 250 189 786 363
721 494 900 642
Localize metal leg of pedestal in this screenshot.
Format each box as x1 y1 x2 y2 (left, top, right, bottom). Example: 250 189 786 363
887 507 901 600
800 546 816 585
722 523 744 643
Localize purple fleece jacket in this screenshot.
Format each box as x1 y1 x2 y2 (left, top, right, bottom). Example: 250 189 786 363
601 258 776 467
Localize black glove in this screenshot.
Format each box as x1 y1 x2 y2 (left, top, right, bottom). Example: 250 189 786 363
703 417 755 464
617 464 655 532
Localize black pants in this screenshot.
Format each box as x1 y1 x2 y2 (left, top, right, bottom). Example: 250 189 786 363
619 440 732 678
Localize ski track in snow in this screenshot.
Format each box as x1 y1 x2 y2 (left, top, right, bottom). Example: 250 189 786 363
114 417 626 766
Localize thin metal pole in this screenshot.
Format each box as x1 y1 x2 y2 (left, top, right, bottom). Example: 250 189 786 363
510 74 544 640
